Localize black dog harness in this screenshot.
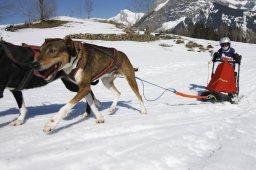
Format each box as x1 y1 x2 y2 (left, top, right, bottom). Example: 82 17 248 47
0 40 40 91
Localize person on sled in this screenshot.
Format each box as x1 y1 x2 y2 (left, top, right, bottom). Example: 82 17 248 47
212 37 242 65
209 37 242 101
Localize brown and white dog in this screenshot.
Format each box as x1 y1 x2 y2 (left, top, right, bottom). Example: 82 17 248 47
33 38 147 133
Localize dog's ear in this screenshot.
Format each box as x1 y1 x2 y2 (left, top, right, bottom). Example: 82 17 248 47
44 38 56 43
64 38 76 56
65 37 73 47
44 38 52 42
44 38 62 43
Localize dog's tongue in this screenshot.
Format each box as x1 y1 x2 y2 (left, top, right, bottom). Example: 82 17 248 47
45 74 54 81
33 70 45 78
33 70 55 81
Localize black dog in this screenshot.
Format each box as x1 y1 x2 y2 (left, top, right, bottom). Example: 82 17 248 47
0 40 97 126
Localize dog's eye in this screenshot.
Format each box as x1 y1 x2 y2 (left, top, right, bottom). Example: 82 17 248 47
49 48 57 54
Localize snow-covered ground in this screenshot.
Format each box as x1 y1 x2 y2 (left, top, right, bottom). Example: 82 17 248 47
1 17 256 170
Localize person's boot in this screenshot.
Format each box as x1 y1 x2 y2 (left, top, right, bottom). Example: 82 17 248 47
228 93 237 104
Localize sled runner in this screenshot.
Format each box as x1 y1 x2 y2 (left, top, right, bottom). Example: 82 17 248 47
201 58 241 104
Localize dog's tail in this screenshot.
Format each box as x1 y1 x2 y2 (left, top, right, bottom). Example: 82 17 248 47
134 68 139 72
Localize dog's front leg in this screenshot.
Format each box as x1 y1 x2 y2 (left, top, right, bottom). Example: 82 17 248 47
43 88 91 133
43 103 75 133
10 91 27 126
85 93 104 123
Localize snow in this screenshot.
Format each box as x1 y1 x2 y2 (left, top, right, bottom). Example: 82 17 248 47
155 0 169 11
217 0 253 10
0 17 124 45
1 17 256 170
225 0 248 6
159 17 186 31
252 5 256 11
109 9 144 26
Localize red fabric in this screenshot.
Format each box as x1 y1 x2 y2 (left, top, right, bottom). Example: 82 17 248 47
113 48 118 56
92 60 114 81
23 45 40 60
92 48 118 81
207 61 236 93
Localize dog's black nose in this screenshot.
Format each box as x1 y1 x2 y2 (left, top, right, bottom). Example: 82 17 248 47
31 61 41 69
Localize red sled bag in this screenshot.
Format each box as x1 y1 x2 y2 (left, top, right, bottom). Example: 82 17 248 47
207 61 236 93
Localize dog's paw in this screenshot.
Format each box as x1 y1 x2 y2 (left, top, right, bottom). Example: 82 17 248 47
96 115 104 124
43 118 59 134
141 108 147 114
9 119 24 126
108 107 116 113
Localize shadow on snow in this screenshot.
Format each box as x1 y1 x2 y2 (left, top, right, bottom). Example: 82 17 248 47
0 100 139 129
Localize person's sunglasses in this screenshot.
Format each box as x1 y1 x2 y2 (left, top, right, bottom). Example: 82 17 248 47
221 43 230 47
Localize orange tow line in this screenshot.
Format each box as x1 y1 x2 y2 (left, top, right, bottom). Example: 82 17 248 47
175 91 208 99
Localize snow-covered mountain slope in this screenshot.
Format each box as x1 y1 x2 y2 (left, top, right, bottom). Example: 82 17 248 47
1 17 256 170
134 0 256 42
109 9 144 26
217 0 256 10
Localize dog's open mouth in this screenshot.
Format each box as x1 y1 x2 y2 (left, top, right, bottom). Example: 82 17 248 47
34 62 62 81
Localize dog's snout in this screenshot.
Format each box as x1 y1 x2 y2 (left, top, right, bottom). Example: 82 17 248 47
31 61 41 69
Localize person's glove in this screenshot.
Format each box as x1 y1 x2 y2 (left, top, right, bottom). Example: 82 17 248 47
212 52 221 62
233 53 242 64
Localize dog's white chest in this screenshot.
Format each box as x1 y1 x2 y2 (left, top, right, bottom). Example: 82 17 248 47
73 69 84 83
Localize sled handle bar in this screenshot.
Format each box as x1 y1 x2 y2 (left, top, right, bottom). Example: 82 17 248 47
213 60 240 64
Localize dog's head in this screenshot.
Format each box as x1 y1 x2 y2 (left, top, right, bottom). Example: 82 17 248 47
33 38 77 81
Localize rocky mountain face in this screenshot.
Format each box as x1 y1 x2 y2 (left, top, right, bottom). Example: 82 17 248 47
132 0 256 43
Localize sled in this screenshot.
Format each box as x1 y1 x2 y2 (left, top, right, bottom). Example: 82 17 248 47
201 59 241 104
